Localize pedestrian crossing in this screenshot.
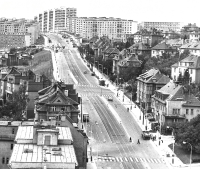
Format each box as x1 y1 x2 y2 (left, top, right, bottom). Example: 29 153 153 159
94 156 165 164
75 84 100 88
79 93 113 97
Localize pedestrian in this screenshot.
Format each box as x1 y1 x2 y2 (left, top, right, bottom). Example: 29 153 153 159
129 137 132 142
137 139 140 144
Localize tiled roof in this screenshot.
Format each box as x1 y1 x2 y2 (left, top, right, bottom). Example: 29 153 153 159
129 43 151 51
118 54 142 67
151 42 176 50
103 47 119 54
157 80 182 96
171 55 200 68
137 68 170 84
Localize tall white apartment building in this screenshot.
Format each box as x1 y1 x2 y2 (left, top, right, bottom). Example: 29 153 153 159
75 17 137 42
38 7 77 32
138 21 183 32
0 18 40 48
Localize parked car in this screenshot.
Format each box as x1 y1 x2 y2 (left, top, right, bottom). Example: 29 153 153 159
107 96 113 101
91 72 95 76
141 131 151 140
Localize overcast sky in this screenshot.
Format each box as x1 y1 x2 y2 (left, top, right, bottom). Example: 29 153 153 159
0 0 199 25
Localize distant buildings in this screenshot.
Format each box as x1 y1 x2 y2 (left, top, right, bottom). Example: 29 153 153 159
138 21 182 32
38 7 77 32
0 18 40 49
76 17 137 42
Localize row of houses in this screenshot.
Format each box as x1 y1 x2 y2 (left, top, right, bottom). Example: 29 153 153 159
137 66 200 127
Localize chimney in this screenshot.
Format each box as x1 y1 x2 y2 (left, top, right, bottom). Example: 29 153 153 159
64 90 68 96
152 78 156 83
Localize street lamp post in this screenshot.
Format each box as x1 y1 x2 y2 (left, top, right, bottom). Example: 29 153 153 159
95 61 99 70
104 67 108 76
183 141 192 169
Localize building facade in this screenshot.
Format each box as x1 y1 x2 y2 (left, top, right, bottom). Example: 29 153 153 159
136 68 171 113
151 81 200 126
171 54 200 84
76 17 137 42
0 18 40 48
138 21 182 32
38 7 77 32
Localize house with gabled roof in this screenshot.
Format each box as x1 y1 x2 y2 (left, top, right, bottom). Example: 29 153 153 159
102 47 119 61
34 81 80 124
151 42 177 57
137 68 170 113
128 42 151 56
180 42 200 56
171 54 200 83
152 80 200 126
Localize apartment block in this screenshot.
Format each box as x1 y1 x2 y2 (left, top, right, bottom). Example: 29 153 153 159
76 17 137 42
0 18 40 49
38 7 77 32
138 21 182 32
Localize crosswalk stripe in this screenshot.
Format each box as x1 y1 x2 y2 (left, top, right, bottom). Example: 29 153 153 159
116 157 120 162
153 159 159 163
140 158 146 162
145 158 152 163
124 157 128 162
135 157 139 162
129 157 133 162
119 157 123 162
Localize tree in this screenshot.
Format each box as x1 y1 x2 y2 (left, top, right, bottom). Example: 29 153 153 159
0 85 29 120
174 115 200 153
10 48 17 54
125 41 131 49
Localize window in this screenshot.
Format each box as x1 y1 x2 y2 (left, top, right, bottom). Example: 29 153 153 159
12 128 15 134
191 109 194 115
44 135 51 145
174 68 176 72
191 69 193 74
11 144 13 150
2 157 5 164
186 109 189 115
6 158 9 164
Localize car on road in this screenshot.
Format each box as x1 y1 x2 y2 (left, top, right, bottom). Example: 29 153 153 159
83 70 87 74
107 96 113 101
141 131 151 140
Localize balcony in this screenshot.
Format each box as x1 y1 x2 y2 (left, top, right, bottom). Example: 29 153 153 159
163 112 186 119
0 135 15 141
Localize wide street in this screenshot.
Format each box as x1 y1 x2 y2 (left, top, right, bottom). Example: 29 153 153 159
47 33 169 169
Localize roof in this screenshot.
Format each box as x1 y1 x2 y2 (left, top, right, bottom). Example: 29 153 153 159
171 55 200 69
156 81 200 107
128 43 151 51
137 68 170 84
118 54 142 67
157 80 182 96
180 42 200 50
151 42 176 50
15 126 73 141
10 144 77 167
103 47 119 54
